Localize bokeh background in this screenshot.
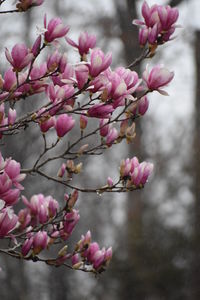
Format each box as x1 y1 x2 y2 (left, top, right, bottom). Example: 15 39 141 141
0 0 200 299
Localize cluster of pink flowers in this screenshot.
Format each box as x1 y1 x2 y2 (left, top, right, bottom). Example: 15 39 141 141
0 151 26 207
133 1 179 47
72 231 112 271
120 157 154 187
22 230 49 256
19 194 59 229
0 12 176 142
0 151 26 237
17 190 111 272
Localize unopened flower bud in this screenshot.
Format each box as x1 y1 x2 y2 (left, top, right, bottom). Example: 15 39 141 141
80 114 88 130
67 190 78 209
125 123 136 144
58 245 68 257
107 177 113 187
74 163 82 174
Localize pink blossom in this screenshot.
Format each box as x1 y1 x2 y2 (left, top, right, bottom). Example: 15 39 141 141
71 254 79 266
139 27 148 46
88 104 114 119
3 68 17 91
55 114 75 137
38 204 48 224
8 108 17 125
22 194 59 222
75 64 89 89
104 247 112 265
0 173 12 195
18 208 31 230
85 242 99 261
106 127 118 147
30 63 47 80
40 116 56 133
47 84 74 104
31 35 41 57
107 177 113 187
157 5 179 31
78 230 92 251
22 194 43 215
5 159 26 189
57 163 66 178
143 65 174 93
48 196 59 218
99 119 110 137
138 96 149 115
44 15 70 43
66 32 96 56
0 208 18 237
33 231 48 254
66 190 78 209
46 84 74 116
92 249 106 270
89 49 112 77
120 157 153 187
141 2 160 28
115 67 139 94
1 189 20 206
120 157 139 178
148 23 158 44
133 2 179 46
130 162 154 186
80 113 88 130
5 44 34 72
47 51 67 73
52 63 75 87
21 237 33 256
47 51 62 72
103 70 128 101
60 209 80 240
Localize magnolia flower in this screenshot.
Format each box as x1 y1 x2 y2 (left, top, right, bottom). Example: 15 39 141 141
66 32 96 56
89 49 112 77
5 44 34 72
88 104 114 119
55 114 75 138
44 15 69 43
0 208 18 237
33 231 48 254
143 65 174 94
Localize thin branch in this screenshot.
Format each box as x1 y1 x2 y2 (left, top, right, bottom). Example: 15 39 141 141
0 9 19 14
127 48 150 69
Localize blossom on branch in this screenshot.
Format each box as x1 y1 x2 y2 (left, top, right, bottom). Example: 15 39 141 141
143 65 174 94
133 1 179 48
66 32 96 57
5 44 34 72
44 15 70 43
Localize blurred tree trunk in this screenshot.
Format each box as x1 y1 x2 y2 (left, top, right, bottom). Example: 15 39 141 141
116 1 146 299
191 29 200 300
